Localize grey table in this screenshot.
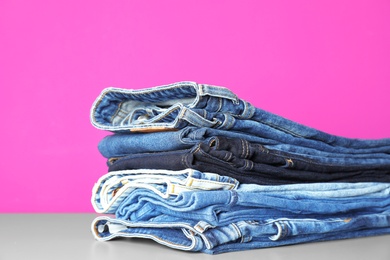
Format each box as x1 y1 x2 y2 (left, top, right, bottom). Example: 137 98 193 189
1 214 389 260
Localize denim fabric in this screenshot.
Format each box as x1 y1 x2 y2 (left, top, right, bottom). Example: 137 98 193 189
91 169 238 214
91 170 390 222
91 170 390 253
114 187 390 226
218 136 389 171
205 136 390 172
90 81 390 254
106 137 390 185
98 126 390 158
90 82 390 154
91 214 390 254
93 170 390 214
90 81 246 132
98 131 195 158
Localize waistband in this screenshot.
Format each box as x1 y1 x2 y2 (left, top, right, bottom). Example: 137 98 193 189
90 81 255 132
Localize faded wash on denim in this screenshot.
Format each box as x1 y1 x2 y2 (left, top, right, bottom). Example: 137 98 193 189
91 210 390 254
91 169 390 254
92 169 390 223
91 82 390 154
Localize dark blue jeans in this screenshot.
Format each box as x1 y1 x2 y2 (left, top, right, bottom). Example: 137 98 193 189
107 136 390 185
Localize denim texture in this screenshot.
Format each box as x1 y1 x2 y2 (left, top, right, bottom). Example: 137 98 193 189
98 126 390 158
93 169 390 213
90 82 390 253
91 169 390 222
90 169 390 254
114 188 390 225
91 215 390 254
106 136 390 185
91 82 390 154
91 169 238 214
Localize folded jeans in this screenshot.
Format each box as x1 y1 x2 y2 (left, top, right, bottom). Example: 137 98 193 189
91 213 390 254
90 82 390 154
91 169 390 225
107 137 390 185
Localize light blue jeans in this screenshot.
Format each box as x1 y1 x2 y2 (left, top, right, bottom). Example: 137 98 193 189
91 169 238 214
90 82 390 154
92 169 390 224
91 169 390 253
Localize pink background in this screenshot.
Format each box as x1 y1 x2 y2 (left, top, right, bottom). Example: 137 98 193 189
1 0 389 212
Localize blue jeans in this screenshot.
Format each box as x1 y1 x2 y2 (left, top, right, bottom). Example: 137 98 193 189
91 82 390 154
91 212 390 254
91 170 390 253
106 136 390 185
92 169 390 222
98 126 390 158
114 185 390 226
91 169 238 214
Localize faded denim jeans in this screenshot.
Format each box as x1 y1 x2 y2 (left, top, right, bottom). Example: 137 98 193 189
91 169 390 254
91 169 390 223
91 214 390 254
91 82 390 154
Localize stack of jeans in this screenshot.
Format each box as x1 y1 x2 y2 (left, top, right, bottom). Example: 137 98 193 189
89 81 390 254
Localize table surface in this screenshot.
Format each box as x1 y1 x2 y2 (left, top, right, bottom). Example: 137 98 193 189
1 213 390 260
